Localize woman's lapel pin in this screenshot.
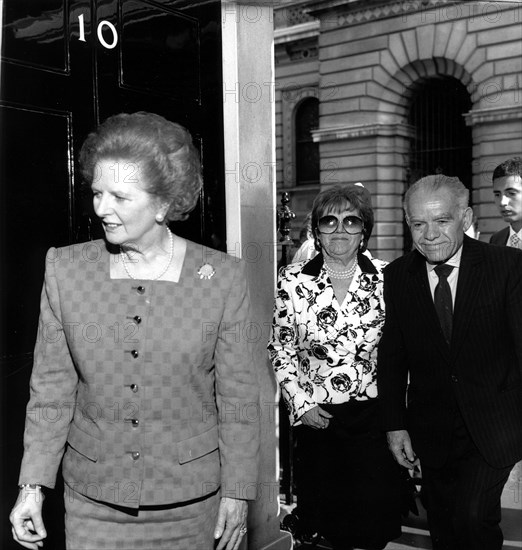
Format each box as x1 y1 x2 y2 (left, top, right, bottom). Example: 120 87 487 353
198 263 216 280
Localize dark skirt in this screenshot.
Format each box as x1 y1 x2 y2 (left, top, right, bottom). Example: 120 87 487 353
293 399 402 550
64 484 219 550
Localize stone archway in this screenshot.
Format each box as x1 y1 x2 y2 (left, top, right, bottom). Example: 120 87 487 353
373 20 507 250
375 35 481 251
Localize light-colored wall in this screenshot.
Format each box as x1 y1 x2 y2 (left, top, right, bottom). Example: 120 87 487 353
275 32 320 242
275 0 522 259
222 2 291 549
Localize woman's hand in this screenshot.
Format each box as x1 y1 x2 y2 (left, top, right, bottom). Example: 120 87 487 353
300 405 333 429
10 487 47 549
214 496 248 550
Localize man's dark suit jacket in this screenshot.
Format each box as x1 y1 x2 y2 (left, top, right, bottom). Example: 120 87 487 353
378 236 522 469
489 226 510 246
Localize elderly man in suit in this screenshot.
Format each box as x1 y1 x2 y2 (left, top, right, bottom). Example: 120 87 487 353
377 174 522 550
490 157 522 249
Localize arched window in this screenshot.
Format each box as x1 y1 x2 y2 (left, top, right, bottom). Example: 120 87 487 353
295 97 319 186
405 77 472 251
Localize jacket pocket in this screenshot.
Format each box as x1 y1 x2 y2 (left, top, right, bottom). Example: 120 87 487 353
67 424 100 462
178 427 219 464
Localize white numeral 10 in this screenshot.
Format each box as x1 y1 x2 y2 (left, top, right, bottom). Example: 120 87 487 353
78 14 118 50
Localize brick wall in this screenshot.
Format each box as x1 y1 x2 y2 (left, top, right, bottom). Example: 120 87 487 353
275 0 522 259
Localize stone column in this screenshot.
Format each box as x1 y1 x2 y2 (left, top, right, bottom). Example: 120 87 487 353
221 2 292 549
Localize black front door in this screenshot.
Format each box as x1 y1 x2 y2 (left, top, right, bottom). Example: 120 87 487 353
1 2 224 547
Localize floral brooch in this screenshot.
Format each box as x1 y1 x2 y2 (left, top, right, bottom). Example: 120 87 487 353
197 263 216 280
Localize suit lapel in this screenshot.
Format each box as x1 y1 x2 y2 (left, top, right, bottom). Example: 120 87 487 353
451 237 484 360
502 227 510 246
407 250 451 359
500 226 510 245
491 227 509 246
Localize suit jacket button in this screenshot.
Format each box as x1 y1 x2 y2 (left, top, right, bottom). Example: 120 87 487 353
133 315 142 324
131 419 139 427
131 350 139 358
131 451 140 460
451 375 458 382
130 384 138 393
137 286 145 295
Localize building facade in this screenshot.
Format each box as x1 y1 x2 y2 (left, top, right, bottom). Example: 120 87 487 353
274 0 522 260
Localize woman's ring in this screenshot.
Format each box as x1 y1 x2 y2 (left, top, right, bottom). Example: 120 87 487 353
239 526 247 535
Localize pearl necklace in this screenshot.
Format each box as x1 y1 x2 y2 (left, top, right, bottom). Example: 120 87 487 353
324 258 358 280
121 227 174 281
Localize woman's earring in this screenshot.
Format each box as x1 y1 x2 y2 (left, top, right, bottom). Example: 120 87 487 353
156 213 165 223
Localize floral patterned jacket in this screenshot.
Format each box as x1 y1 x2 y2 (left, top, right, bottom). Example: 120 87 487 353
268 252 388 425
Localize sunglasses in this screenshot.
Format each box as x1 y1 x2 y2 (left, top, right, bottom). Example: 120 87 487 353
318 215 364 235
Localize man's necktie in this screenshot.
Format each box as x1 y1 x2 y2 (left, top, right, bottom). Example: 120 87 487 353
509 233 520 249
434 264 454 345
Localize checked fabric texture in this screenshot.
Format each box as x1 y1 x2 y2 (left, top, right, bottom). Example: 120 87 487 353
509 233 521 249
64 486 220 549
19 239 259 508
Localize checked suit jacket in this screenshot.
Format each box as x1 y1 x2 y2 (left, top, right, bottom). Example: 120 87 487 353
19 239 259 508
377 236 522 469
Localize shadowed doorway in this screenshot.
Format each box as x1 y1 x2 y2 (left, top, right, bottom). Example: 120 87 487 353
404 76 472 253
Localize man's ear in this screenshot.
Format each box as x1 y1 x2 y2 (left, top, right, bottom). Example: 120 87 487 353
462 207 474 232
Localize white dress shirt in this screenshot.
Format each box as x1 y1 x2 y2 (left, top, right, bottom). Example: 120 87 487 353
508 227 522 249
426 244 463 307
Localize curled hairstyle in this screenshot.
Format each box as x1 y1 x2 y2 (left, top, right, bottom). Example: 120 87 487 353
311 184 374 252
404 174 469 221
492 157 522 181
79 112 203 221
